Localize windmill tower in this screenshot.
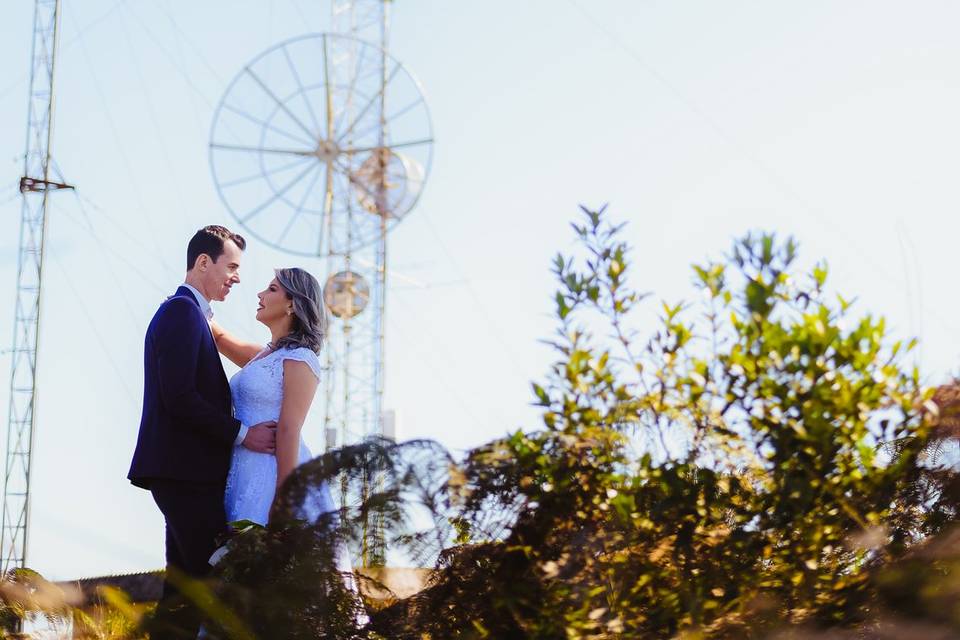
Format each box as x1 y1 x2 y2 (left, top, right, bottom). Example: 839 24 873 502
209 0 433 567
1 0 73 574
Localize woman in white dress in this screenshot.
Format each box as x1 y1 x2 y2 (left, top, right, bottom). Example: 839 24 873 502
209 267 354 577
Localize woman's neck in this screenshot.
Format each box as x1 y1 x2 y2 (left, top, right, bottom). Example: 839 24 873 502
268 319 293 347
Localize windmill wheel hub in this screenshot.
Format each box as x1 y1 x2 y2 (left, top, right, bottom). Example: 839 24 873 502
315 139 340 162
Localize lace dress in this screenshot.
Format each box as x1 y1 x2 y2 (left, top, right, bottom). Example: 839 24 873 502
223 346 353 577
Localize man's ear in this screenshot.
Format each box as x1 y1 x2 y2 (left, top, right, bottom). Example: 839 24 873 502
195 254 209 271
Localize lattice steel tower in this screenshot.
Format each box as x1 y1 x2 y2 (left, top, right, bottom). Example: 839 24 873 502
2 0 72 574
209 0 432 568
326 0 390 567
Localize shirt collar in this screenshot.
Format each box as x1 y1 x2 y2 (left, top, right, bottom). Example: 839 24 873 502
182 282 214 320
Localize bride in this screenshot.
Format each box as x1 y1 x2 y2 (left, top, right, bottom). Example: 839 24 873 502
209 267 354 579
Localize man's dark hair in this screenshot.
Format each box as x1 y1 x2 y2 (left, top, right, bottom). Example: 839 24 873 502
186 225 246 270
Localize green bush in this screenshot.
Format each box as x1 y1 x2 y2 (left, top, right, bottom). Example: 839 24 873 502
368 207 940 638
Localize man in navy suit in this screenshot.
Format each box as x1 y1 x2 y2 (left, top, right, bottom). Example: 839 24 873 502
128 225 276 637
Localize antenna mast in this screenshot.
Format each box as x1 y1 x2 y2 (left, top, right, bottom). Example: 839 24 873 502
208 0 432 570
2 0 72 574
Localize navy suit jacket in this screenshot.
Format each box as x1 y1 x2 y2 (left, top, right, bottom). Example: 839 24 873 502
128 286 241 489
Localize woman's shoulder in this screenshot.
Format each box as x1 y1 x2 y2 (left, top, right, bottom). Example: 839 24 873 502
280 346 322 379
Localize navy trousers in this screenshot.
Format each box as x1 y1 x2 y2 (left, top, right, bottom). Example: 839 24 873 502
149 480 227 638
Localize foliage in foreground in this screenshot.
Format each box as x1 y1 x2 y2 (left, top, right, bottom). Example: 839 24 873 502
367 207 945 638
6 207 960 639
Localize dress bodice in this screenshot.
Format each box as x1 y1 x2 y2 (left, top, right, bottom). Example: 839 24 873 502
229 346 322 427
225 346 329 526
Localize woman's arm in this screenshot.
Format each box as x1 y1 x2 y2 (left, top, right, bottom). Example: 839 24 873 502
209 320 263 368
275 359 320 491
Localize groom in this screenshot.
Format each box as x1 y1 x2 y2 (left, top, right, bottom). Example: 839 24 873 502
128 225 276 635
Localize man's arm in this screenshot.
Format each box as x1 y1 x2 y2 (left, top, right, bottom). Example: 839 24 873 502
154 298 241 445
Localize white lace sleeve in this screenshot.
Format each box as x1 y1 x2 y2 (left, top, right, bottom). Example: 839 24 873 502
280 347 322 381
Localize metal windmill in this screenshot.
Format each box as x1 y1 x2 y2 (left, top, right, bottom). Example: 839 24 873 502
209 0 433 567
2 0 73 574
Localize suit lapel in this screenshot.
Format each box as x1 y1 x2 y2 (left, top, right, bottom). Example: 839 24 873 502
174 287 232 398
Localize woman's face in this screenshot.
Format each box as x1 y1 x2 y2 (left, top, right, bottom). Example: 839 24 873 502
256 278 292 326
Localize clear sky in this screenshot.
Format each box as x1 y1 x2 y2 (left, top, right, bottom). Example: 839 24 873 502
2 0 960 580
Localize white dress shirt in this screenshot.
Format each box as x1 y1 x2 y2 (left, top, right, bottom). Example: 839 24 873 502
182 282 213 321
181 282 248 446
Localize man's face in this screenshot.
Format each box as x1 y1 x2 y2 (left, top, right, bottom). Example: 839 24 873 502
203 240 242 302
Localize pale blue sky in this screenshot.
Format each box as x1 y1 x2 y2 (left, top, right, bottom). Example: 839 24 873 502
2 1 960 579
